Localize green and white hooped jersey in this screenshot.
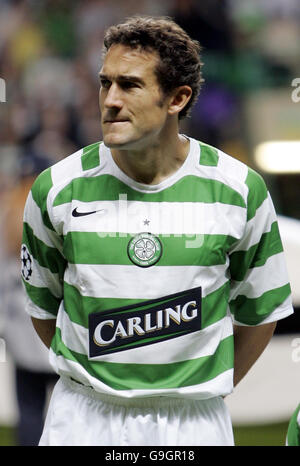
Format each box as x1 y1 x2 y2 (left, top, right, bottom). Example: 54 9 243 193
21 137 293 399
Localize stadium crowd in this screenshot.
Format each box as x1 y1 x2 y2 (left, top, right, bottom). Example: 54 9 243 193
0 0 299 446
1 0 299 194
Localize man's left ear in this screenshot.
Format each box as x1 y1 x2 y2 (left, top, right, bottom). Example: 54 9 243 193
168 86 192 116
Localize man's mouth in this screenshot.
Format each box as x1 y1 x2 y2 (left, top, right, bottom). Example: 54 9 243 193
104 119 129 123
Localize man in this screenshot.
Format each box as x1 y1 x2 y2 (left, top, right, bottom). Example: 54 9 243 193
21 16 294 446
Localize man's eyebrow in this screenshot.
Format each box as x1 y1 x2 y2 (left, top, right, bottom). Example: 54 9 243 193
99 73 145 85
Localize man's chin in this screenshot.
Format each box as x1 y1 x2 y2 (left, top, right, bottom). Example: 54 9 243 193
103 138 129 149
103 135 138 150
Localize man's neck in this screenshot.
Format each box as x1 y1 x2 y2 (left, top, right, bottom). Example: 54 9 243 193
110 132 190 185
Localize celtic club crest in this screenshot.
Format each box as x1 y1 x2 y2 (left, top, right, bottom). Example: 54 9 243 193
127 232 162 267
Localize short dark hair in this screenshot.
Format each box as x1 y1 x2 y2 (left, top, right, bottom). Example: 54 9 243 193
103 16 204 119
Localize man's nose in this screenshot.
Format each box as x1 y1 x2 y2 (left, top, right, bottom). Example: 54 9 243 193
104 83 123 109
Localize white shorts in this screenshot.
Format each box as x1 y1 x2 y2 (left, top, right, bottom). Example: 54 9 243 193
39 376 234 446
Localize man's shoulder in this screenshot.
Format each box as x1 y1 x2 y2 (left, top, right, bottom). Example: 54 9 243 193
197 139 246 175
32 141 102 194
29 142 102 207
50 140 102 183
196 138 266 192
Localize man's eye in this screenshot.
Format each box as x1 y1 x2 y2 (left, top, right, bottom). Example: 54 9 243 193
121 81 137 89
100 80 110 88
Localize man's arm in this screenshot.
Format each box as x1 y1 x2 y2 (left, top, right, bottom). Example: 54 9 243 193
31 317 56 349
233 321 277 387
22 173 64 346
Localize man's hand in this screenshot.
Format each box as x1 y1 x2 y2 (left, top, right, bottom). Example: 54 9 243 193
31 317 56 349
233 322 277 387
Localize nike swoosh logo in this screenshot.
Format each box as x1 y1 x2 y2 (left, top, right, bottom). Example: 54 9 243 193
72 207 106 217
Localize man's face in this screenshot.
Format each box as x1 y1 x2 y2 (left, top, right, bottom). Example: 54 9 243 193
99 44 170 150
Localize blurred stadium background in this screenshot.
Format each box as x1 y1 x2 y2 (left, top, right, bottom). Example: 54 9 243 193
0 0 299 446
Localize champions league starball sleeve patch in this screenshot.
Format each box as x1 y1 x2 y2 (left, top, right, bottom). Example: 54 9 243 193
21 244 33 281
88 287 202 358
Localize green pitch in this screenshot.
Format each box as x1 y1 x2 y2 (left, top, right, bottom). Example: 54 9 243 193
233 421 289 446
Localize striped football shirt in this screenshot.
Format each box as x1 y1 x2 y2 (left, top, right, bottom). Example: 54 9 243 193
21 136 293 399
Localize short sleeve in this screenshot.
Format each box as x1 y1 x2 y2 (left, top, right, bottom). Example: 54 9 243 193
21 168 66 320
228 168 294 326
